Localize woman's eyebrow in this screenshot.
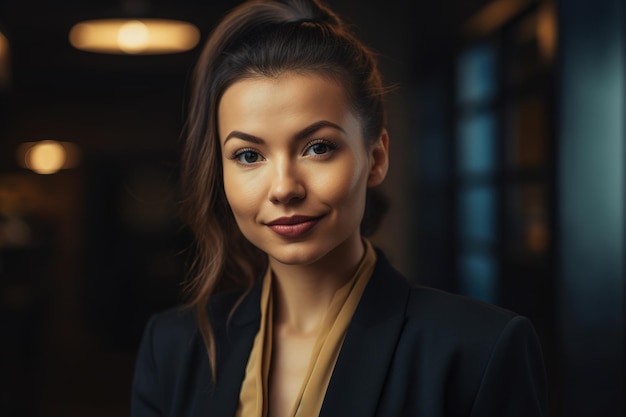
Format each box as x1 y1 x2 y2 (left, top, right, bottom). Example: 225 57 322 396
223 131 264 145
223 120 346 145
293 120 346 141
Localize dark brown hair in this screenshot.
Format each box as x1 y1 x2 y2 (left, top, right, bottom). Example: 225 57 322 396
180 0 387 378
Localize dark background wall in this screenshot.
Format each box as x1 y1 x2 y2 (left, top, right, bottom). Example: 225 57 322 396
0 1 623 416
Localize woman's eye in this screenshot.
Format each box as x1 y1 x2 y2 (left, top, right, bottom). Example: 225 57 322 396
236 150 262 164
305 141 335 156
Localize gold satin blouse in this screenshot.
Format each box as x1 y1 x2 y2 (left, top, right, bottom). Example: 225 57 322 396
236 240 377 417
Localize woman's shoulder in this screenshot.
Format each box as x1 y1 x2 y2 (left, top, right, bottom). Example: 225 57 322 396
138 306 199 364
401 284 535 351
374 279 546 416
145 289 247 339
133 290 249 395
374 250 522 332
407 285 517 324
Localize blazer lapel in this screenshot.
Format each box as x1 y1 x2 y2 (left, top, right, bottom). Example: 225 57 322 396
189 251 410 417
319 252 410 417
190 283 262 417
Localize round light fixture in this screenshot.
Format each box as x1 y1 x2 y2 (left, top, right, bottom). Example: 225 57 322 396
17 141 81 175
26 141 66 174
69 18 200 55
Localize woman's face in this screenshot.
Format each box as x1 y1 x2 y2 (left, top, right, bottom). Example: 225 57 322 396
218 72 388 267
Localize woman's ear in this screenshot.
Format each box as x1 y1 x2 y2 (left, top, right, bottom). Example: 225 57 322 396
367 129 389 187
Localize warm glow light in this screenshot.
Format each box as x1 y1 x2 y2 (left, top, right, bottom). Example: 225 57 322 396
0 32 7 63
17 141 81 174
0 31 10 89
69 18 200 55
118 20 150 53
537 3 557 61
26 141 66 174
464 0 530 36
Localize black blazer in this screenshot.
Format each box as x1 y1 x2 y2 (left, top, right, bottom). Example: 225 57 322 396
132 251 547 417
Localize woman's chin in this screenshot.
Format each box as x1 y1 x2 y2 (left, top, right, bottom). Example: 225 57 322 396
267 250 321 267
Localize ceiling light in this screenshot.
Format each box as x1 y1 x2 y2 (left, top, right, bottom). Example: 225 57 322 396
17 141 81 175
69 18 200 55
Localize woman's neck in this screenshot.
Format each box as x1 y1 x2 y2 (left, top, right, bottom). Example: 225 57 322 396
268 237 365 335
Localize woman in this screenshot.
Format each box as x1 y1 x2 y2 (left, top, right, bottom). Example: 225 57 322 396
132 0 547 416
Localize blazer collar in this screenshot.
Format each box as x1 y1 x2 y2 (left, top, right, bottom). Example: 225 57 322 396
191 250 410 417
227 249 409 327
189 283 262 417
320 250 411 417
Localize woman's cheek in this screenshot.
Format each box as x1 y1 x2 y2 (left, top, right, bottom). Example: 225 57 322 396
319 160 366 202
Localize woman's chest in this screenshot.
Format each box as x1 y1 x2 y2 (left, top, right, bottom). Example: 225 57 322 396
268 331 318 417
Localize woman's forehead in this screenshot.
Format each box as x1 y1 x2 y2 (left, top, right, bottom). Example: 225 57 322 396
217 72 359 142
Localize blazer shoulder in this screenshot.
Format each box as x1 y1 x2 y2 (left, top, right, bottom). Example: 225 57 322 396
409 286 517 321
145 288 247 346
140 306 199 368
132 290 250 416
373 250 523 338
404 285 530 350
389 287 546 416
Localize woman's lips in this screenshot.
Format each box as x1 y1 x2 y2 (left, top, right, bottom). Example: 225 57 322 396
266 215 323 238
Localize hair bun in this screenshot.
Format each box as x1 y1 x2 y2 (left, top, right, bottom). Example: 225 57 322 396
281 0 342 27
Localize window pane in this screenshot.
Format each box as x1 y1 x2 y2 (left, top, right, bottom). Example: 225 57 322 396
458 186 496 243
457 43 497 105
506 95 548 170
506 184 549 254
457 112 496 175
458 252 497 303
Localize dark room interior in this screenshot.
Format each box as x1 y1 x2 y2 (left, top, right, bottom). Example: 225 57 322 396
0 0 624 416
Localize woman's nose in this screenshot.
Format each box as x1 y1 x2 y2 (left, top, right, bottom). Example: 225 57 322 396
268 159 306 204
